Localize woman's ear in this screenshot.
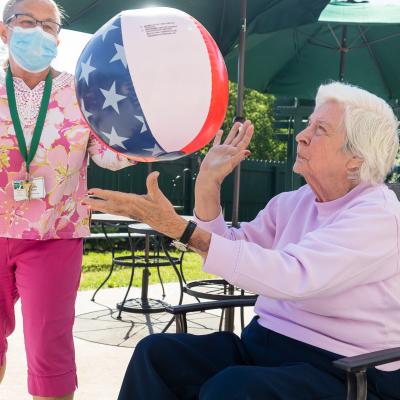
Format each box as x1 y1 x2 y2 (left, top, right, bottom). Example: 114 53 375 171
347 155 364 169
0 22 9 45
346 155 364 177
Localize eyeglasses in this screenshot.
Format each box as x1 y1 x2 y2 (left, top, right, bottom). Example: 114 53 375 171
6 13 62 35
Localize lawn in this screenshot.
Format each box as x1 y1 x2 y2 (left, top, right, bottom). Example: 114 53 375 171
80 250 214 291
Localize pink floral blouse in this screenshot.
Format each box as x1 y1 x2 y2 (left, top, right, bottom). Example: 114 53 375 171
0 71 133 240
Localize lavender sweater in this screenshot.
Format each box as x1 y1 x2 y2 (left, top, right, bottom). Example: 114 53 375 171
195 183 400 371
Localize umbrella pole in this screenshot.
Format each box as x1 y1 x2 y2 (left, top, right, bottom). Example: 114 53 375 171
232 0 247 228
339 25 348 82
225 0 247 333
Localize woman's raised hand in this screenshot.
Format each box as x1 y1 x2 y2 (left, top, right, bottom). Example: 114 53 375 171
199 120 254 185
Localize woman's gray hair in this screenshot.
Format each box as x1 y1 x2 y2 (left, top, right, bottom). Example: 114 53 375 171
2 0 65 24
316 82 399 184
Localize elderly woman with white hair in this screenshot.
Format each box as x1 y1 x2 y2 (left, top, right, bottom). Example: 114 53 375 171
84 82 400 400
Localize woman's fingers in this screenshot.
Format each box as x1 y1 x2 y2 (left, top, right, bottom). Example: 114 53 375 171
87 187 106 198
230 120 252 147
82 197 112 213
146 171 170 205
88 188 123 201
212 130 223 146
84 178 172 221
236 123 254 151
224 120 253 149
83 188 136 215
224 122 243 145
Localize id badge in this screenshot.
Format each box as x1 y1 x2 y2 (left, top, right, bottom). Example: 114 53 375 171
30 177 46 199
13 177 46 201
13 179 28 201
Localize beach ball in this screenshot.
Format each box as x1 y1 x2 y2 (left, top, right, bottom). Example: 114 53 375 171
75 7 229 162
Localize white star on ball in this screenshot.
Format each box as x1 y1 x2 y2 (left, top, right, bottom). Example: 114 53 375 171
100 82 127 114
80 100 92 121
135 115 148 134
100 23 118 41
101 127 127 149
110 43 128 69
79 55 96 85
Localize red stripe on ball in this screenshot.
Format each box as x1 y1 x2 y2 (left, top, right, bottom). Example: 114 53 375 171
180 18 228 154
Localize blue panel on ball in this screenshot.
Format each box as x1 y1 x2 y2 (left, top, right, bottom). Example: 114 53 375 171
75 15 168 159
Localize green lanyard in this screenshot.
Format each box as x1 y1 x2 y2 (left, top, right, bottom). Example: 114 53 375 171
6 67 52 177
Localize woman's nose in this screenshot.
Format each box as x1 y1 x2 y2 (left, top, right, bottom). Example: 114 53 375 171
296 127 312 145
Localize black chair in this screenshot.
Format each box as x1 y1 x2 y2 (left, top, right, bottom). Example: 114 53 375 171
183 278 257 331
166 298 400 400
165 297 256 334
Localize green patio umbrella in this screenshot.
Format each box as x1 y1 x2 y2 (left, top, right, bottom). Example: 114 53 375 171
59 0 329 56
225 0 400 101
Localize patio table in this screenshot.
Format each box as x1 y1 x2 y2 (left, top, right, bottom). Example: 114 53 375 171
116 220 195 332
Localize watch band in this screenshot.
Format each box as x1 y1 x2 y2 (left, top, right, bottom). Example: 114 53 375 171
179 220 197 245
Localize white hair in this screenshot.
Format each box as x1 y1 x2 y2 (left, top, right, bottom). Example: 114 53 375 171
315 82 399 184
2 0 64 24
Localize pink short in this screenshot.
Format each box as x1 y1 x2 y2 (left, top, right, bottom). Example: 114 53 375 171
0 238 82 397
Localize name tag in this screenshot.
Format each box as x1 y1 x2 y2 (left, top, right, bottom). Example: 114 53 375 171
13 177 46 201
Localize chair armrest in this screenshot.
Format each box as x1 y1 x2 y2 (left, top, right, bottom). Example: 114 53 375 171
165 298 256 315
333 347 400 373
165 298 256 333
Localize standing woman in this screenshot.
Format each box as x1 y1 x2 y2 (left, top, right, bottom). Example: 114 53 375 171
0 0 133 399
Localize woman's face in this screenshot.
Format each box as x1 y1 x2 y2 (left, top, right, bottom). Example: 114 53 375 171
293 101 355 188
1 0 60 44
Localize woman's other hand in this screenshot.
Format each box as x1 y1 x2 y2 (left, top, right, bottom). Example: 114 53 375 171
199 120 254 185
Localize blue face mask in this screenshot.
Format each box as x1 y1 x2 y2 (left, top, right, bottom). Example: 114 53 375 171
9 26 58 73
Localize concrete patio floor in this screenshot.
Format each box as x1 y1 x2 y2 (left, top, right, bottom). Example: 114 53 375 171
1 283 255 400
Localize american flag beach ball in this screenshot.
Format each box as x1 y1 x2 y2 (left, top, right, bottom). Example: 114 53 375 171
75 7 229 162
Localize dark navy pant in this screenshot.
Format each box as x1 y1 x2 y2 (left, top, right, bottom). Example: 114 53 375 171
118 317 400 400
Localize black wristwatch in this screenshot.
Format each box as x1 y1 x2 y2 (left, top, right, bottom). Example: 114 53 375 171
172 220 197 252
